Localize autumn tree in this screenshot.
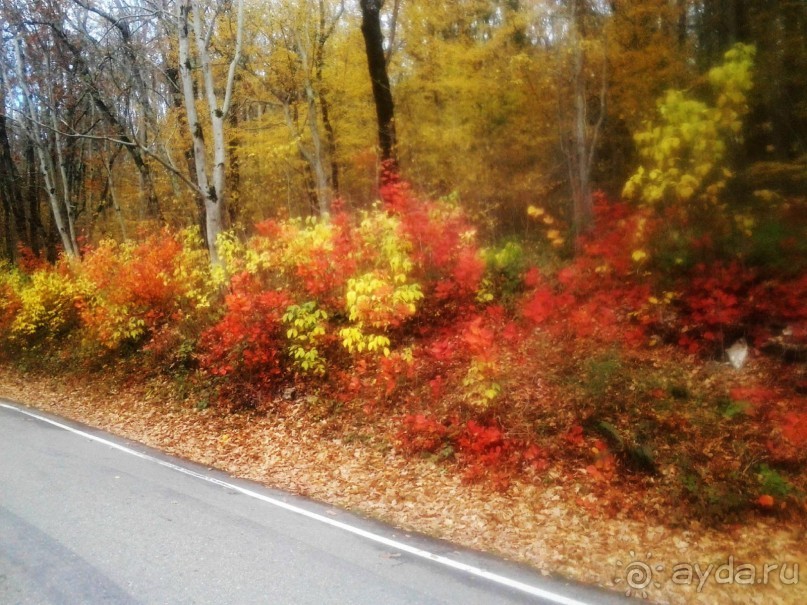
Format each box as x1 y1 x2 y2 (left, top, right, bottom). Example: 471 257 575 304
175 0 245 265
0 64 28 260
6 25 81 258
560 0 606 234
254 0 344 216
63 0 164 221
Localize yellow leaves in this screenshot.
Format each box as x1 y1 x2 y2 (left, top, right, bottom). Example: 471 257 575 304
546 229 565 247
648 292 675 306
10 266 84 341
527 205 545 218
631 249 648 263
753 189 781 204
338 325 391 357
462 359 501 409
527 206 565 247
342 263 422 357
283 302 328 375
625 43 755 208
475 278 495 304
733 213 756 237
345 273 423 328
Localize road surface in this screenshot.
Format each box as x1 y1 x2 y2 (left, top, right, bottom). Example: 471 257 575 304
0 400 629 605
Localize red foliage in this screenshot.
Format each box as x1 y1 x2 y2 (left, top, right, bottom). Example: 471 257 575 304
16 245 47 274
563 424 585 447
674 265 807 353
517 194 805 357
377 352 415 398
751 274 807 345
397 414 449 454
456 420 549 488
198 273 291 403
457 420 507 466
781 411 807 447
519 197 656 345
79 232 189 347
428 375 445 401
677 263 751 349
381 173 485 307
729 386 778 408
396 413 549 488
522 287 557 325
461 315 497 361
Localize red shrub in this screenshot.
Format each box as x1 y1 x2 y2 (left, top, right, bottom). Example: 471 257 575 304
199 273 291 404
381 174 485 308
16 245 47 274
397 414 450 454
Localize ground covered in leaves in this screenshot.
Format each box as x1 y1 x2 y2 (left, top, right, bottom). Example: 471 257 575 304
2 357 804 605
2 184 806 604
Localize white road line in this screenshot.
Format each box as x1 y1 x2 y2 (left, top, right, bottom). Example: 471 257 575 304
1 400 594 605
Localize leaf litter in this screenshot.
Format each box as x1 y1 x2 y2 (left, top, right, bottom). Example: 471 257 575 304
1 364 804 605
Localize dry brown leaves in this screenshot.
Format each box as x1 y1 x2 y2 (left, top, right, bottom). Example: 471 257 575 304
1 364 805 604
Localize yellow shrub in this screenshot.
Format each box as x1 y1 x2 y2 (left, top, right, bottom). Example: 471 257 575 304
11 264 84 342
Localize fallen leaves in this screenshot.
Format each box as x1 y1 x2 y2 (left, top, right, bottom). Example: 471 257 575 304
1 363 806 604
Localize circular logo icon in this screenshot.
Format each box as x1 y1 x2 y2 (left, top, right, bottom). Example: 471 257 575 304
614 551 664 599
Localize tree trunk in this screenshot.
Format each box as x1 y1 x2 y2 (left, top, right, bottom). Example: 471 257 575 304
25 143 44 257
563 0 605 237
166 65 206 236
295 22 331 216
13 38 78 258
359 0 398 174
0 69 28 257
0 172 13 260
46 21 163 222
178 1 219 264
317 0 340 194
227 110 241 227
571 36 593 232
176 0 244 265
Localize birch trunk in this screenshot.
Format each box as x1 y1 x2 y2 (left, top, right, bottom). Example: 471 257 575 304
177 0 244 266
12 38 78 258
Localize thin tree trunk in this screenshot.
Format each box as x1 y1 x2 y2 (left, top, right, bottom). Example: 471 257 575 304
166 65 206 236
178 1 219 263
571 38 593 232
45 21 162 222
359 0 398 174
295 22 331 216
50 104 79 255
13 38 77 258
227 109 241 227
103 153 128 241
317 0 340 194
177 0 244 265
565 0 605 236
25 143 44 256
0 67 27 256
1 182 13 260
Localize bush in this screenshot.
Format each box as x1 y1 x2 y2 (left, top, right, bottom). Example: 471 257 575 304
78 230 215 352
9 262 84 345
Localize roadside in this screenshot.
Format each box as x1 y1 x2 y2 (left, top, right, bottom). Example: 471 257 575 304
1 364 804 604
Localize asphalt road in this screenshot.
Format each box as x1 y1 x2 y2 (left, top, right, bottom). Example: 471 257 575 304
0 400 630 605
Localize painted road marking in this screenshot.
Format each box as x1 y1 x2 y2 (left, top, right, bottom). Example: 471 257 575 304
1 401 593 605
